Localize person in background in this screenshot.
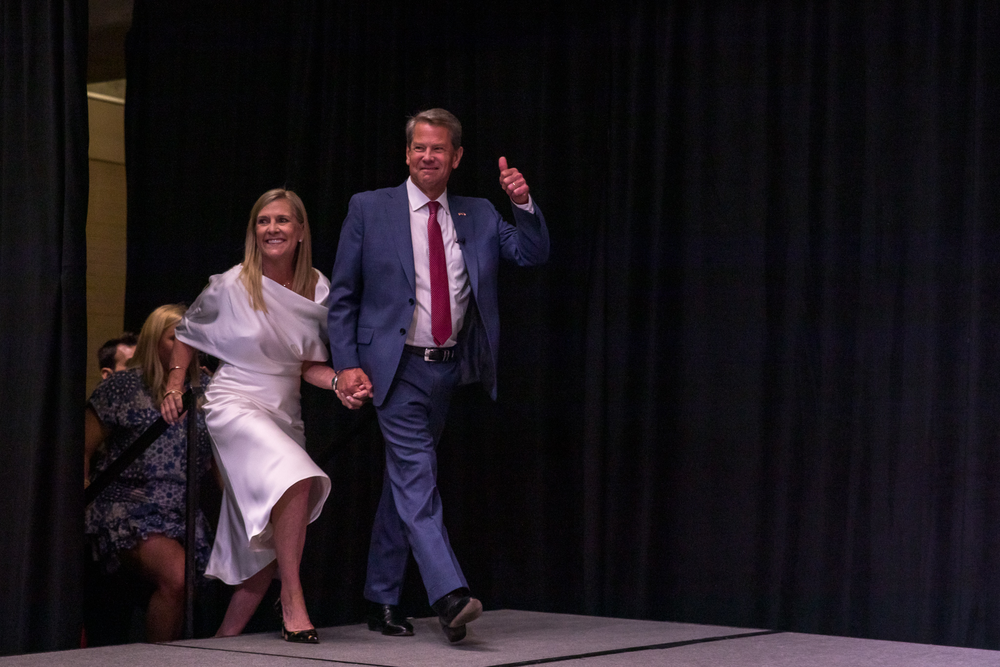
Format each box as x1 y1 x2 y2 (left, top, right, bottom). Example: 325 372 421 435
162 188 345 643
84 304 214 643
97 332 137 379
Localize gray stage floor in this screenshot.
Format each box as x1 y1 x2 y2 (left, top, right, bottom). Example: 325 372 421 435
2 609 998 666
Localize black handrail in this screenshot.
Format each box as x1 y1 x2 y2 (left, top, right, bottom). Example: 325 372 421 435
84 389 195 507
183 387 201 639
85 386 377 640
84 388 202 639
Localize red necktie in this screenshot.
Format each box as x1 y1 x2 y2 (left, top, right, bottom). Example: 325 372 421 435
427 201 452 346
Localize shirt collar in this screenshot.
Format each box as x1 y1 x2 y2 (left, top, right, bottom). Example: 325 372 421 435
406 177 450 216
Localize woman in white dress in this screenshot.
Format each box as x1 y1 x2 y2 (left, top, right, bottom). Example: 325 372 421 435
161 189 359 642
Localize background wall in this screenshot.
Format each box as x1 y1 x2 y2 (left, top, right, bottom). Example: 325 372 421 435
0 0 89 656
86 87 128 396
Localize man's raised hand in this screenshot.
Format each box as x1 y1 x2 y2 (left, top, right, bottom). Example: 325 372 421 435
499 156 530 205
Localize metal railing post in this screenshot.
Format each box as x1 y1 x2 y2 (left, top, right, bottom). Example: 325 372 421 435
183 387 202 639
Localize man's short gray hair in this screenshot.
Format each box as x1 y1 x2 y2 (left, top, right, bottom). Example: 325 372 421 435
405 108 462 150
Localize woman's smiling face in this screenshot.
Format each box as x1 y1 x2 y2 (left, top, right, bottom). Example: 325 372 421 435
255 199 302 265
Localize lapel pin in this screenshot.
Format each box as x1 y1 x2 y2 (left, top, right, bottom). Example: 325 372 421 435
457 212 466 216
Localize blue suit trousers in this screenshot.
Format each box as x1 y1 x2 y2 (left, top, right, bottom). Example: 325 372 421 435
363 352 468 605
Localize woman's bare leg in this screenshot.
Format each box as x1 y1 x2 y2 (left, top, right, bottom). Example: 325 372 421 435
215 561 277 637
271 478 314 632
130 534 186 642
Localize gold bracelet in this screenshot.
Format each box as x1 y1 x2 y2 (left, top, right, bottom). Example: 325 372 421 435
168 366 185 373
165 389 183 398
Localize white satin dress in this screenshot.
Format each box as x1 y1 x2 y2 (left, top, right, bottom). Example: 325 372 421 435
175 265 332 584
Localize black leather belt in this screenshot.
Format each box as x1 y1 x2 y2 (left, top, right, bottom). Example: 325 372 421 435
404 344 457 362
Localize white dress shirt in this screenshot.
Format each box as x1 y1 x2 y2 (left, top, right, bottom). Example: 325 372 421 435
404 178 535 348
405 178 471 348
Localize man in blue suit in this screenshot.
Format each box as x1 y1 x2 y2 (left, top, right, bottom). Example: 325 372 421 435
328 108 549 642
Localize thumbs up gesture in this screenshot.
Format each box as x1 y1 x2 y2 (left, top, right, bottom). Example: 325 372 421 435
498 156 530 205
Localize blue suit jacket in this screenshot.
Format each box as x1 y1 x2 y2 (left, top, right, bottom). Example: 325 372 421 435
328 181 550 406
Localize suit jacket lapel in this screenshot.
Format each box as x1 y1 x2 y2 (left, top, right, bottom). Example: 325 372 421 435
451 198 479 296
386 183 416 292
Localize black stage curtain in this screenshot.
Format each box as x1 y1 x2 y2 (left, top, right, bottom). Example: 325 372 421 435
123 0 1000 650
0 0 89 657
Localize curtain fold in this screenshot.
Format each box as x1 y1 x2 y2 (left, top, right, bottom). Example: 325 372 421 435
120 0 1000 650
0 0 89 656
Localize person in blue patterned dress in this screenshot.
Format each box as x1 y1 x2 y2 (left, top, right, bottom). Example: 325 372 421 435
84 303 214 642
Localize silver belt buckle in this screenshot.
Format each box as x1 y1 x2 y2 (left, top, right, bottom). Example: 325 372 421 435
424 348 434 362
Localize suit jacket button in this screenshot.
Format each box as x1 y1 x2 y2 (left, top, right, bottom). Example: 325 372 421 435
399 328 406 335
408 298 415 305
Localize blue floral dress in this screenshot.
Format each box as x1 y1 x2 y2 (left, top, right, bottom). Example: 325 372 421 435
85 368 214 574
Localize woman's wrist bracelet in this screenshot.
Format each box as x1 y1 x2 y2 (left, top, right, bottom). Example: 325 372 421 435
168 366 185 373
165 389 183 398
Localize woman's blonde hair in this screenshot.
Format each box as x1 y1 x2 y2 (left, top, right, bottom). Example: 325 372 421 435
239 188 316 312
128 303 199 404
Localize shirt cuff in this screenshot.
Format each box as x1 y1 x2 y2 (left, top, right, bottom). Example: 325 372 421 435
513 195 535 215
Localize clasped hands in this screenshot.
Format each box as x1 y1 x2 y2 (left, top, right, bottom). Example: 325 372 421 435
335 367 372 410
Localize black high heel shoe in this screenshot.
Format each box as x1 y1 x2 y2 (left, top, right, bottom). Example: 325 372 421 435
282 624 319 644
274 598 319 644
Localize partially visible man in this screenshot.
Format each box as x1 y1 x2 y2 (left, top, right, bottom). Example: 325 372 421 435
328 108 550 643
97 332 137 379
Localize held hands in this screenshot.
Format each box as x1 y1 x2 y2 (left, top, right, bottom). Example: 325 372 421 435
499 156 530 205
335 367 373 410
